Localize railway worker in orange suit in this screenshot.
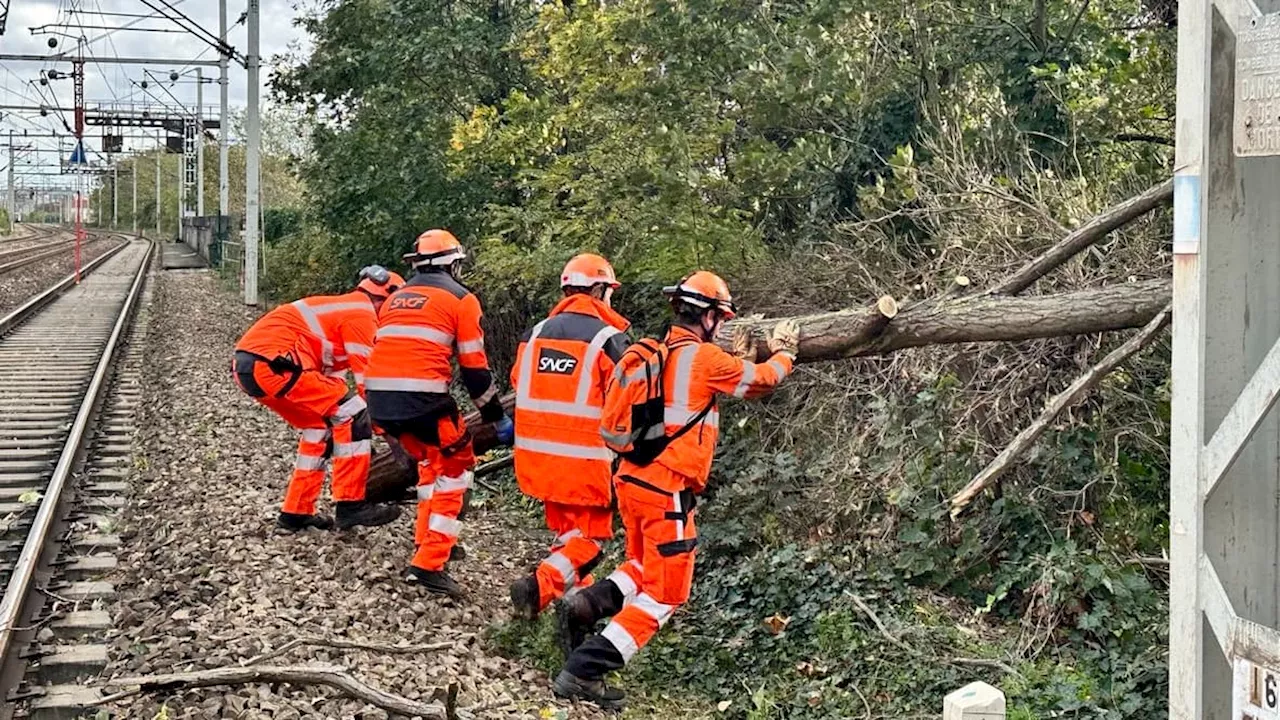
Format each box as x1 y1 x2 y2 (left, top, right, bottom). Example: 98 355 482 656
507 253 632 620
233 265 405 532
365 229 514 599
552 271 801 708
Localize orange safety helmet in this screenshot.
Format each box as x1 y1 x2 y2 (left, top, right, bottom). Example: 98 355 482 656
561 253 620 289
356 265 405 298
663 270 737 319
403 228 466 267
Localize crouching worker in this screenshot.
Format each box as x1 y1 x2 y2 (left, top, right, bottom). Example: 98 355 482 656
508 254 632 619
365 229 514 599
232 265 405 532
552 271 801 708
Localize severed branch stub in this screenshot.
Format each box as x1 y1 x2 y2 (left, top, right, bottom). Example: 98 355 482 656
947 302 1173 519
96 664 454 719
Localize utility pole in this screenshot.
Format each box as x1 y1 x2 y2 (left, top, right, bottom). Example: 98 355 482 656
73 41 85 282
197 67 205 217
154 148 160 238
132 158 137 236
218 0 229 219
112 165 118 230
245 0 261 305
176 149 182 239
6 131 13 234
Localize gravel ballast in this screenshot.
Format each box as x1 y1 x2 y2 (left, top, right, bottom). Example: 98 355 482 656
102 269 613 719
0 239 120 315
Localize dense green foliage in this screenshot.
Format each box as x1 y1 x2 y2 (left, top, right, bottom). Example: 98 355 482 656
277 0 1176 716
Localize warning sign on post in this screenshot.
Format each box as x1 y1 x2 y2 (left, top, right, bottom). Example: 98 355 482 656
1236 12 1280 156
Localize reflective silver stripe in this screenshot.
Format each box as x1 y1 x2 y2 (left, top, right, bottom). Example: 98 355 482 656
555 528 583 546
334 394 367 421
417 485 435 501
292 300 335 369
434 471 473 494
295 454 326 471
325 369 345 379
766 359 789 380
353 372 365 384
632 592 677 628
428 513 462 537
519 397 602 419
333 354 348 363
457 338 486 354
345 342 372 357
601 621 640 661
514 436 614 461
671 344 696 408
299 428 329 443
607 567 639 601
575 325 623 404
309 301 375 315
665 407 719 429
364 377 450 393
732 360 757 398
333 440 371 458
474 383 499 407
376 324 455 346
601 428 632 446
543 552 577 588
672 492 684 541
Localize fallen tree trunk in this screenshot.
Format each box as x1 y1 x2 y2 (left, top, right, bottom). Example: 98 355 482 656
721 278 1170 363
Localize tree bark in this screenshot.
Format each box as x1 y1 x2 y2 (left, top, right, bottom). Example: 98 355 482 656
947 302 1173 518
98 665 451 719
986 178 1172 296
721 278 1170 363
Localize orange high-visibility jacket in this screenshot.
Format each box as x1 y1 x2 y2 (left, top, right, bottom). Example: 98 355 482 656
235 291 378 395
365 271 504 421
615 326 793 492
510 294 631 507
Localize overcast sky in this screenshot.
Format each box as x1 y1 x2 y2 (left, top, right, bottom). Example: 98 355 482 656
1 0 314 187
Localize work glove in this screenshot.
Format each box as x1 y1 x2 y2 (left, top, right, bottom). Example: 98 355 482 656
730 325 755 361
493 415 515 447
767 319 800 358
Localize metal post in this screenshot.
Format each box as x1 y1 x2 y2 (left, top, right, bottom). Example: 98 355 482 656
245 0 261 305
154 147 160 237
112 165 117 230
131 157 137 236
176 148 182 239
5 131 13 234
218 0 229 219
196 67 205 218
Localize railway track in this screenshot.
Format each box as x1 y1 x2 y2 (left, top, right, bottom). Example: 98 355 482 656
0 233 113 278
0 240 153 719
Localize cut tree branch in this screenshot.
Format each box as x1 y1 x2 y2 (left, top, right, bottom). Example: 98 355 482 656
240 636 461 667
986 177 1172 296
947 302 1172 518
97 665 452 719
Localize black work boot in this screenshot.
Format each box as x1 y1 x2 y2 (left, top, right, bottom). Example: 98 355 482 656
449 543 467 562
554 591 598 657
405 566 466 600
334 501 401 529
552 669 625 709
509 575 540 620
276 512 334 532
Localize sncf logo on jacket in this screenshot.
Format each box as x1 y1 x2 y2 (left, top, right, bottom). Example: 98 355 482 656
538 348 579 375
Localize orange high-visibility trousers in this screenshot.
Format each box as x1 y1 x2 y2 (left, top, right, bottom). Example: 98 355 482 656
534 502 612 611
380 411 477 572
562 468 697 679
233 352 372 514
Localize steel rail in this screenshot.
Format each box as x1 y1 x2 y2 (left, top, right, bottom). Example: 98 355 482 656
0 236 107 274
0 236 129 337
0 240 152 669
